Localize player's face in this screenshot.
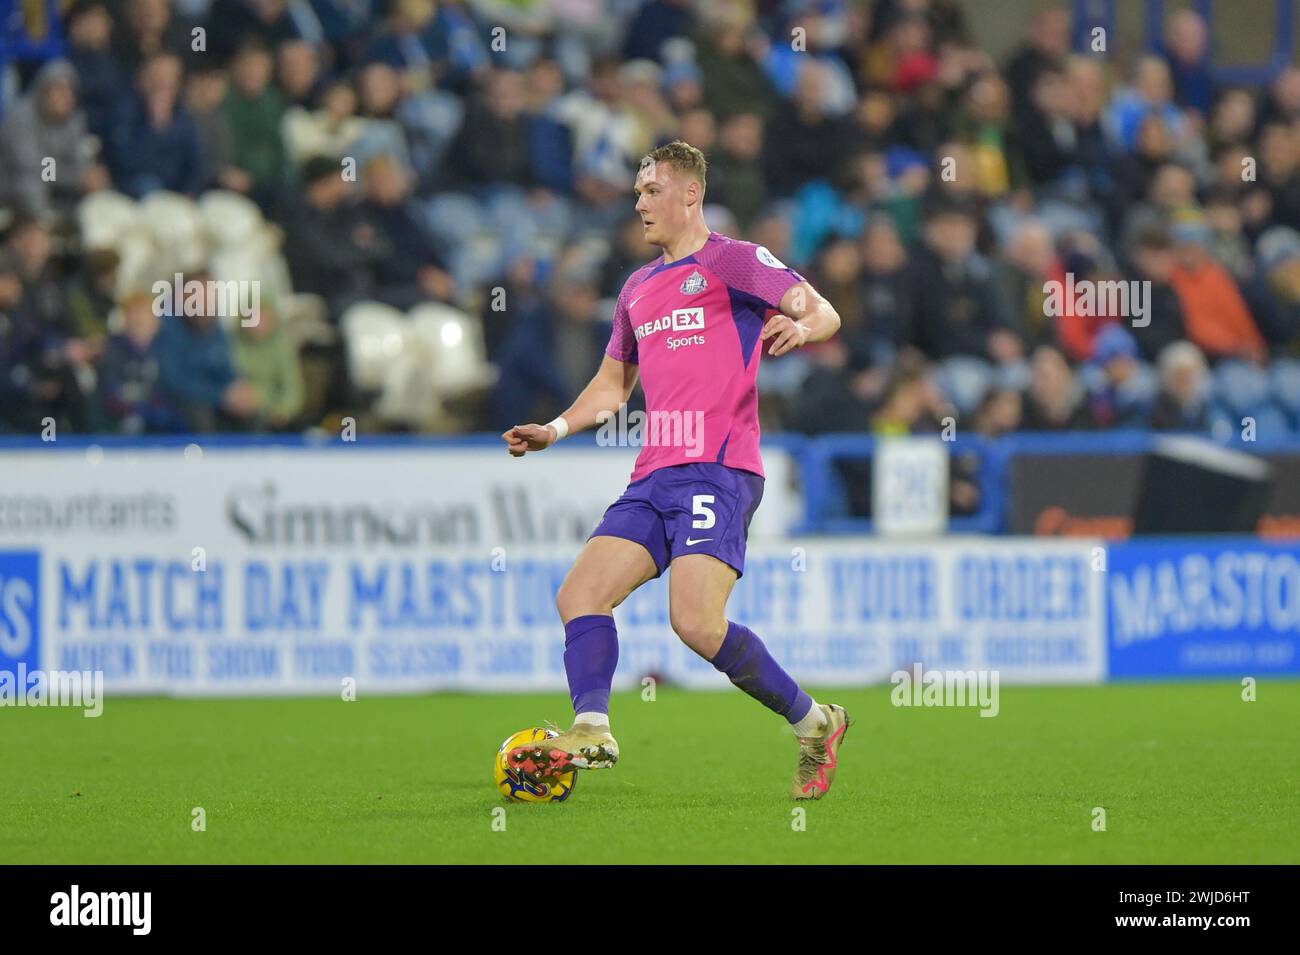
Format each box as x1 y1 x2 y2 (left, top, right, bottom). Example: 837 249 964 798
634 163 693 248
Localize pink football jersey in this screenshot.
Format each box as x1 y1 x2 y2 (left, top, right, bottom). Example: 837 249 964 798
605 232 805 481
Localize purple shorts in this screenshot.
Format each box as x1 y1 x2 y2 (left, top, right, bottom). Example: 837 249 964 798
590 463 765 578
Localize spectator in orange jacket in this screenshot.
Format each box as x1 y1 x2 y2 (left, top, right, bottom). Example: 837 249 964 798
1168 218 1267 362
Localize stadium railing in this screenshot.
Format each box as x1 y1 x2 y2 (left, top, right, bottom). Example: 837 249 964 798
1074 0 1296 85
793 429 1300 536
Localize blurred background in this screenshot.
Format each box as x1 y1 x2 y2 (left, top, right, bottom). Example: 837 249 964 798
1 0 1299 697
1 0 1298 449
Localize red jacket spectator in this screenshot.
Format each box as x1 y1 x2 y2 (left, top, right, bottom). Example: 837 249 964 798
1168 234 1266 360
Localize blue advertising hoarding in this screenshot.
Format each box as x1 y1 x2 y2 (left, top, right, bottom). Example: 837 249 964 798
1107 539 1300 678
0 551 40 674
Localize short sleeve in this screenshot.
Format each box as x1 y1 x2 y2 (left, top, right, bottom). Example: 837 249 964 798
709 241 805 310
605 281 640 363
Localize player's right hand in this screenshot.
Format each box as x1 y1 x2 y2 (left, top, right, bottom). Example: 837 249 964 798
502 423 555 456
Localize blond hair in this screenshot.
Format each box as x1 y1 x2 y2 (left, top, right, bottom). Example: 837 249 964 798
640 141 707 189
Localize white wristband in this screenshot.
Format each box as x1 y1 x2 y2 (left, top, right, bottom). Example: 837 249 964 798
547 416 570 441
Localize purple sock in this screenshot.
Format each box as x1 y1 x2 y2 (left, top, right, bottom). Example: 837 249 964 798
563 614 619 718
710 621 814 723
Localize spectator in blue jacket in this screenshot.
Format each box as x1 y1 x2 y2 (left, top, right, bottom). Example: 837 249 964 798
109 52 206 197
66 0 128 144
152 276 262 431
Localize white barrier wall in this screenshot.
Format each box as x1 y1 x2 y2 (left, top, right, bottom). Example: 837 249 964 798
0 445 1105 694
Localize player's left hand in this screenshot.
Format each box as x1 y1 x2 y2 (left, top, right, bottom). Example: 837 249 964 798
502 423 555 456
762 314 811 357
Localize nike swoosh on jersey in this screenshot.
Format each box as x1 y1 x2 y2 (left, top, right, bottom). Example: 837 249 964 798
685 537 713 546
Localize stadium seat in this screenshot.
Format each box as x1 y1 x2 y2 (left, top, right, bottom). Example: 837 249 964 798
113 231 161 299
139 191 207 274
1210 399 1289 442
406 303 493 398
1269 358 1300 428
341 301 407 392
422 192 483 247
76 191 140 252
1251 404 1291 439
279 293 334 347
1213 360 1272 418
208 227 289 286
138 191 202 241
456 232 508 290
258 233 296 305
207 245 272 331
1208 404 1237 441
1130 361 1161 404
374 346 443 427
994 358 1033 394
935 356 996 416
197 190 266 250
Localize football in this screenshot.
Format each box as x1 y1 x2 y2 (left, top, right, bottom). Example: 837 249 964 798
494 728 577 803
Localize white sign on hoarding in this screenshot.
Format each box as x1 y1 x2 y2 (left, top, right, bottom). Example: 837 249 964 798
873 436 949 537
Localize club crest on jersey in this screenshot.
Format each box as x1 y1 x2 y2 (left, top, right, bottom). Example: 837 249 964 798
680 270 708 295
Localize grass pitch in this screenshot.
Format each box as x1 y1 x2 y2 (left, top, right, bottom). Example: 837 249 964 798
2 681 1297 864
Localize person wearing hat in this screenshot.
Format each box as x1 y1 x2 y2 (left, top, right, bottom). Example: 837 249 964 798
1084 324 1154 428
0 58 109 224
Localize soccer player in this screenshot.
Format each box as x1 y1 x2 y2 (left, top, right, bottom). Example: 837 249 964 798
501 142 850 799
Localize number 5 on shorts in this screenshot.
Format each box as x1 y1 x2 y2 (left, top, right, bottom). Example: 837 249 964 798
692 495 716 529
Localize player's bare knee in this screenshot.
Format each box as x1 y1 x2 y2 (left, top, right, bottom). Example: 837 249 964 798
554 580 584 621
556 578 612 622
670 612 727 657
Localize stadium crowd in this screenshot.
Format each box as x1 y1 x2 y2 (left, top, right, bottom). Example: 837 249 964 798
1 0 1299 439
